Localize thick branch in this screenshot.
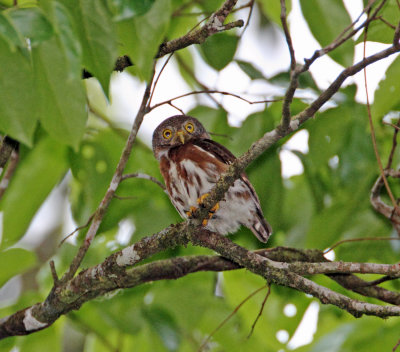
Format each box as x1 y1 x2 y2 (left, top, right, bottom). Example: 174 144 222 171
192 42 400 224
157 0 243 58
3 237 400 339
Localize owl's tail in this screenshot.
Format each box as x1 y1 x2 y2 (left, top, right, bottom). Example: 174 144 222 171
250 213 272 243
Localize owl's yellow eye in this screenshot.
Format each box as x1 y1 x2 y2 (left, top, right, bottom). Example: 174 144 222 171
163 129 172 139
185 122 195 133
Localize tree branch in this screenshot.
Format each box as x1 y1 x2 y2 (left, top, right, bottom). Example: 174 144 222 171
61 71 156 283
157 0 244 58
3 234 400 339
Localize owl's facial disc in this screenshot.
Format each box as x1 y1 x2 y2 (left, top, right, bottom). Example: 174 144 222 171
175 130 186 144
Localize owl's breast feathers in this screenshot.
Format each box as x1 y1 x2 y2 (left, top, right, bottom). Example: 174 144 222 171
158 139 272 243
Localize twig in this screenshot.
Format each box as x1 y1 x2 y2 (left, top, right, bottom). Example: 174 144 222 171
383 121 400 131
175 54 222 107
393 338 400 352
149 90 278 111
157 0 244 58
352 275 396 288
60 67 156 283
363 10 400 218
247 283 271 339
385 119 400 169
280 0 296 130
113 194 137 200
301 0 387 71
59 213 95 247
324 236 400 253
198 285 266 351
241 0 255 36
49 260 59 285
122 172 166 191
148 53 174 108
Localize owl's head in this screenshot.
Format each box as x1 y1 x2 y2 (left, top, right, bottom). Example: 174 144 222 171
152 115 210 159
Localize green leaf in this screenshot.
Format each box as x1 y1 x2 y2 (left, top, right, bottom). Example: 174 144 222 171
108 0 155 21
0 136 68 248
0 36 38 146
32 2 87 149
357 1 399 44
0 248 37 287
236 60 266 80
117 0 171 81
269 70 319 91
372 55 400 119
299 0 353 67
200 32 239 70
258 0 292 26
199 0 225 13
69 129 173 236
7 7 54 46
142 306 181 351
61 0 118 94
0 12 28 53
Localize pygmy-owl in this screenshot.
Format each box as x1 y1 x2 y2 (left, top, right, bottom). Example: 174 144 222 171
152 115 272 243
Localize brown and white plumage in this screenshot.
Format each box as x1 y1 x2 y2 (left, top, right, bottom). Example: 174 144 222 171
152 115 272 243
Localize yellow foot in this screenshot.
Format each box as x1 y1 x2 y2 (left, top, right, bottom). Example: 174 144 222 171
196 193 220 226
186 206 197 218
197 193 210 205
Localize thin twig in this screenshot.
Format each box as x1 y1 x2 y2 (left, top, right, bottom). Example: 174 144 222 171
149 90 279 111
241 0 255 36
385 119 400 169
324 237 400 253
198 285 266 351
247 283 271 339
363 11 400 217
157 0 244 58
280 0 296 130
175 53 222 108
49 260 59 285
352 275 397 288
113 194 137 200
61 66 157 283
122 172 166 191
393 338 400 352
148 53 174 108
59 213 95 247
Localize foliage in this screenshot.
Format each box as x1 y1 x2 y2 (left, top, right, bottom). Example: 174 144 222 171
0 0 400 351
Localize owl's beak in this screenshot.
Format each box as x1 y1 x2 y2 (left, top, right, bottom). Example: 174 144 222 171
175 130 186 144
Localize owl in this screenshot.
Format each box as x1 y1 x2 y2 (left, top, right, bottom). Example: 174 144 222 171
152 115 272 243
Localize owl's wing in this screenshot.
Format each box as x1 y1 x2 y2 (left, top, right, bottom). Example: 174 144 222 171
193 139 272 242
192 139 236 164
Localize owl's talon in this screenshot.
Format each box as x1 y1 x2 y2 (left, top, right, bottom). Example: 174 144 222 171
186 206 197 218
209 202 219 214
197 193 210 207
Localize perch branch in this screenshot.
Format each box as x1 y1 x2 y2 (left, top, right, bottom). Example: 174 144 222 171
2 239 400 339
